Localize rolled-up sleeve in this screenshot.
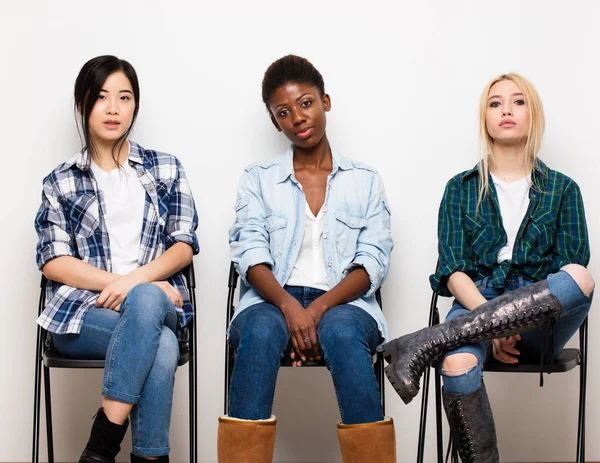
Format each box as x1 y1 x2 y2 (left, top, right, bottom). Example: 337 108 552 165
430 177 477 296
343 172 393 297
35 178 75 270
552 179 590 270
166 160 199 254
229 168 274 286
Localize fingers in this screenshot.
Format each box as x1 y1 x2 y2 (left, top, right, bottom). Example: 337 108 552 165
290 335 305 364
306 324 321 360
492 339 519 364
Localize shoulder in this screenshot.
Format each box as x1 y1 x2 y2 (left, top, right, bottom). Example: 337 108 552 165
242 152 285 173
536 160 581 196
41 151 88 197
134 142 181 169
341 155 378 174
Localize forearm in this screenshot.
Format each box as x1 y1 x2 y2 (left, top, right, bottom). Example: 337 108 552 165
447 271 487 310
132 242 193 283
42 256 117 291
247 264 298 314
311 267 371 318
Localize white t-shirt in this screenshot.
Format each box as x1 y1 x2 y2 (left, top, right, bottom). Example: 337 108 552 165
90 159 146 275
492 173 532 263
286 200 330 291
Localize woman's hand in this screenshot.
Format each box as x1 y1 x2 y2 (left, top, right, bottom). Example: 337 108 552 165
96 273 142 311
492 335 521 364
152 281 183 307
281 301 320 366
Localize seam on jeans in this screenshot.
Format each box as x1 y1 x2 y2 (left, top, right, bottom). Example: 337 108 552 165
321 350 345 423
104 306 129 391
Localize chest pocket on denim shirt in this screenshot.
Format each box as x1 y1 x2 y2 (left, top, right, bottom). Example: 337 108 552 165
266 215 287 259
334 212 367 259
464 213 489 257
67 193 101 239
527 209 557 253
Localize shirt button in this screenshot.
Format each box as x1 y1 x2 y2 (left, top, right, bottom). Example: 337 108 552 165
323 233 328 239
148 186 154 192
323 207 327 213
328 262 332 267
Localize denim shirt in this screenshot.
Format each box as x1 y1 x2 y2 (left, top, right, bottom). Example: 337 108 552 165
35 142 199 335
229 145 393 346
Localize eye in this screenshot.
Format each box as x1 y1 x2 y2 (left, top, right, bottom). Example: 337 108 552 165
515 99 525 105
489 101 501 108
98 94 107 100
120 95 131 101
301 100 312 108
278 109 289 117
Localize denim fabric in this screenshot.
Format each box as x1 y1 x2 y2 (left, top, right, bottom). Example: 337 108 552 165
228 285 383 424
52 283 179 457
229 145 393 346
441 270 592 395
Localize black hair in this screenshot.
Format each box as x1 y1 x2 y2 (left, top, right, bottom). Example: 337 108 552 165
261 55 325 110
74 55 140 166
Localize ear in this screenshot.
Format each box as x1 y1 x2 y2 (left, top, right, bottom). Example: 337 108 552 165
269 113 282 132
323 93 331 112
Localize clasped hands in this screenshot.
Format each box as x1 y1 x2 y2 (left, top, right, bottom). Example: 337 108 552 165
95 272 183 311
281 300 326 367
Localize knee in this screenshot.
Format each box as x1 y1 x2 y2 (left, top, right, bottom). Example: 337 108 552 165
242 309 288 350
153 329 179 377
319 323 362 353
441 353 479 376
562 264 595 296
125 283 172 318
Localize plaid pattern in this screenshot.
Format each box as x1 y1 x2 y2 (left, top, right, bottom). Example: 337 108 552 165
35 141 199 334
430 159 590 297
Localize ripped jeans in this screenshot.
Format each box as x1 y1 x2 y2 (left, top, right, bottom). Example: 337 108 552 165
441 270 593 395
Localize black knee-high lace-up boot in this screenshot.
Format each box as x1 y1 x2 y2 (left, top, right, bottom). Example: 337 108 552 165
443 383 499 463
382 280 561 404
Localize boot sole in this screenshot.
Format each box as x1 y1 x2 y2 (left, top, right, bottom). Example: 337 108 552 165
384 364 418 405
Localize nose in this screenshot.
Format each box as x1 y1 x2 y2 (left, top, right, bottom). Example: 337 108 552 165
502 106 513 117
291 108 306 126
106 98 119 116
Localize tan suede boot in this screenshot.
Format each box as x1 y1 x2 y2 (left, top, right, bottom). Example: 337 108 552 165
337 417 396 463
217 415 277 463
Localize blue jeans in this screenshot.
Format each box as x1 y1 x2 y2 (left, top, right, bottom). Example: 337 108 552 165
228 286 383 424
52 284 180 457
441 270 593 395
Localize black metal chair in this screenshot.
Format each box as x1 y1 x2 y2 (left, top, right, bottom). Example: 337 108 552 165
32 264 198 463
223 262 386 416
416 289 588 463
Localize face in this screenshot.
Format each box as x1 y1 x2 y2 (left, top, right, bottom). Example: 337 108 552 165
486 79 530 145
269 82 330 149
87 71 135 145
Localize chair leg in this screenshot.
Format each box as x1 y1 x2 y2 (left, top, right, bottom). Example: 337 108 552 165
434 369 443 463
43 365 54 463
32 329 43 463
576 321 588 463
375 353 386 415
416 366 431 463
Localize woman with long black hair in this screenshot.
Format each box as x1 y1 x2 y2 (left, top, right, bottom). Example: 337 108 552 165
35 55 198 463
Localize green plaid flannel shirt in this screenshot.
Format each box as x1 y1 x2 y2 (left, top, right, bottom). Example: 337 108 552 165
430 159 590 297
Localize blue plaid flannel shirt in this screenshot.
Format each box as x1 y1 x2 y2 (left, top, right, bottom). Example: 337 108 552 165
35 141 199 335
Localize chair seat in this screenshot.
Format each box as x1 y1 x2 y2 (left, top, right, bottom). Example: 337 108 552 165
280 358 326 367
43 343 191 369
484 348 580 373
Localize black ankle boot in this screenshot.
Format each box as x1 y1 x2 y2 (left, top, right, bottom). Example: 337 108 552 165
79 408 129 463
443 383 499 463
382 280 561 403
130 454 169 462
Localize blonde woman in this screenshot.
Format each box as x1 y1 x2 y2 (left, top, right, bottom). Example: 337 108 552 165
383 74 594 462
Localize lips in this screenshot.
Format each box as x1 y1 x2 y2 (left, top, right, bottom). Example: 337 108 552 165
103 120 121 130
296 127 313 139
500 120 516 127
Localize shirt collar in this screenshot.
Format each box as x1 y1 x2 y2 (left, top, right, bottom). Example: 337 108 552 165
460 157 549 187
275 144 353 183
59 140 140 172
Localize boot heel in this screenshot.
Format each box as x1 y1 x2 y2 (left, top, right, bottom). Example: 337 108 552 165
384 365 417 404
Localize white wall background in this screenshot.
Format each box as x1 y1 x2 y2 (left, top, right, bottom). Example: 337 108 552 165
1 1 598 462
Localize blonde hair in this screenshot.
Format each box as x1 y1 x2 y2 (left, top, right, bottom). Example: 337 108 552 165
477 73 545 210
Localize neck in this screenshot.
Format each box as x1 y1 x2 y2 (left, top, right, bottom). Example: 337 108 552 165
293 135 332 170
490 141 530 179
91 138 129 170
